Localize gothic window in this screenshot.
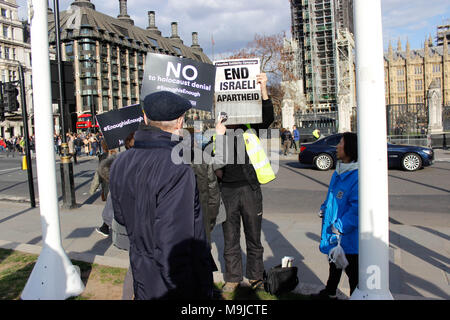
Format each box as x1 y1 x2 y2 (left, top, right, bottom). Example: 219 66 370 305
414 79 423 91
397 80 405 92
414 66 422 74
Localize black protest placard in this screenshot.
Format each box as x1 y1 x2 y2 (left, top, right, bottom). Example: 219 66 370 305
96 104 143 150
140 53 216 112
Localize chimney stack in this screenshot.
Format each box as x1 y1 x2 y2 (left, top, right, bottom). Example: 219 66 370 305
147 11 161 35
117 0 134 25
191 32 202 51
170 22 183 43
171 22 179 38
70 0 95 10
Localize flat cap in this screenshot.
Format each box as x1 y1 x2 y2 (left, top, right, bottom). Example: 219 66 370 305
142 91 192 121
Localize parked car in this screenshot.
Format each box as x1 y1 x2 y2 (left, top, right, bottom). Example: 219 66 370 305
298 133 434 171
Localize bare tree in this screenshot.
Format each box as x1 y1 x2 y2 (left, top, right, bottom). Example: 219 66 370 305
224 32 298 127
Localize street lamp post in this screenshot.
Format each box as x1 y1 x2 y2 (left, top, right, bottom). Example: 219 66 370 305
53 0 76 209
88 58 97 134
21 0 84 300
351 0 393 300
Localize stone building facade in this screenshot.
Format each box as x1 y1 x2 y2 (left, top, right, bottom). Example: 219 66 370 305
384 37 449 107
48 0 211 132
0 0 32 139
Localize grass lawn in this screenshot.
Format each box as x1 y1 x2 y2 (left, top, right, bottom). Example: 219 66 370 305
0 248 309 300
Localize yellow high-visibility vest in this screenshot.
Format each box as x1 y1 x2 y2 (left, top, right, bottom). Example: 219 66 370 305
313 129 320 139
243 125 276 184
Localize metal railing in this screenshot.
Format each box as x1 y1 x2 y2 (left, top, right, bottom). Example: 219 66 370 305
387 135 428 147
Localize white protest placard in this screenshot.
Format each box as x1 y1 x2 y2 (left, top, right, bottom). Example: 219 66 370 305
214 58 262 124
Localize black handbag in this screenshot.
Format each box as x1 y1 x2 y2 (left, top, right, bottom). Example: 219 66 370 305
263 264 299 295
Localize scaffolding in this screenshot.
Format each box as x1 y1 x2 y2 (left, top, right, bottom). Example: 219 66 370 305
436 19 450 46
291 0 340 112
290 0 354 129
336 28 355 108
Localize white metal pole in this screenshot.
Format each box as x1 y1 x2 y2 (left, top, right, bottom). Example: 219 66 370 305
21 0 84 300
350 0 393 300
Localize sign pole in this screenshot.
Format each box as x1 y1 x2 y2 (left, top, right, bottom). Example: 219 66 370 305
350 0 393 300
19 64 36 208
21 0 84 300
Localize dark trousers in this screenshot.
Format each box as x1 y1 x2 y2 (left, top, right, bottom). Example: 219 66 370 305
221 184 264 283
326 254 358 295
283 140 290 155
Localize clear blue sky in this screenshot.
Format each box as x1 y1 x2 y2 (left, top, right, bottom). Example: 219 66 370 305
17 0 450 57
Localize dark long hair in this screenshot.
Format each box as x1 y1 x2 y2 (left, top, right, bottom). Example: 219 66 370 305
343 132 358 162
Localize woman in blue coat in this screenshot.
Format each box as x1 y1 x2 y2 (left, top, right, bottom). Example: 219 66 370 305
312 132 359 299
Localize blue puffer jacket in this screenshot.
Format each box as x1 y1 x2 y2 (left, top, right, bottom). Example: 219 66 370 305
319 164 359 255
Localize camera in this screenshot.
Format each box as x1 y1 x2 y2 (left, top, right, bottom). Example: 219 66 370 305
218 112 228 123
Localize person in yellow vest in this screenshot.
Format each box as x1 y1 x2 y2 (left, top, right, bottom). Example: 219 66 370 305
19 136 25 154
313 128 322 140
214 73 275 294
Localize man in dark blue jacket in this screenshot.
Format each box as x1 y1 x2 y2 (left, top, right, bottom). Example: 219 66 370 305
109 91 213 300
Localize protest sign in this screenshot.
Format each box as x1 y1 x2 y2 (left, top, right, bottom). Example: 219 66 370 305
214 58 262 125
96 104 143 150
140 53 216 112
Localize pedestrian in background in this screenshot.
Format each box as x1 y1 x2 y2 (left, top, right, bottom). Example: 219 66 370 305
292 125 300 152
312 132 359 300
89 140 115 210
313 128 322 140
94 154 117 237
89 133 99 156
67 133 77 164
83 135 90 156
74 133 83 157
0 138 6 152
281 127 292 156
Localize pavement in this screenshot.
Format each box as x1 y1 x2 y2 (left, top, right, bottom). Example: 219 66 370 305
0 148 448 300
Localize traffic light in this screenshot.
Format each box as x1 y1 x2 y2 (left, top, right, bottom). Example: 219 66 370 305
3 82 19 113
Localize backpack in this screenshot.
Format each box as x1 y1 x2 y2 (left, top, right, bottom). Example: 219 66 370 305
263 264 299 295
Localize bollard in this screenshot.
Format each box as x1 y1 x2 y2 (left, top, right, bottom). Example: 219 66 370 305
22 155 28 170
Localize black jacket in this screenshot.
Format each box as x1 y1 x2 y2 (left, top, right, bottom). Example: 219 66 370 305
218 98 274 191
110 125 213 300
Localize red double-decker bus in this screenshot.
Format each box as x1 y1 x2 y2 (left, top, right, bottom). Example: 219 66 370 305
76 113 99 131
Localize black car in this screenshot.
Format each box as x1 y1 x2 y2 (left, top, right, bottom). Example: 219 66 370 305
298 133 434 171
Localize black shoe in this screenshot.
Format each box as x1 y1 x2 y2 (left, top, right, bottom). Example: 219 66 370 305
249 279 264 292
310 289 337 300
96 223 110 237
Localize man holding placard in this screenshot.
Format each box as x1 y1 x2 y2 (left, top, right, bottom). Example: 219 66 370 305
213 67 275 293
